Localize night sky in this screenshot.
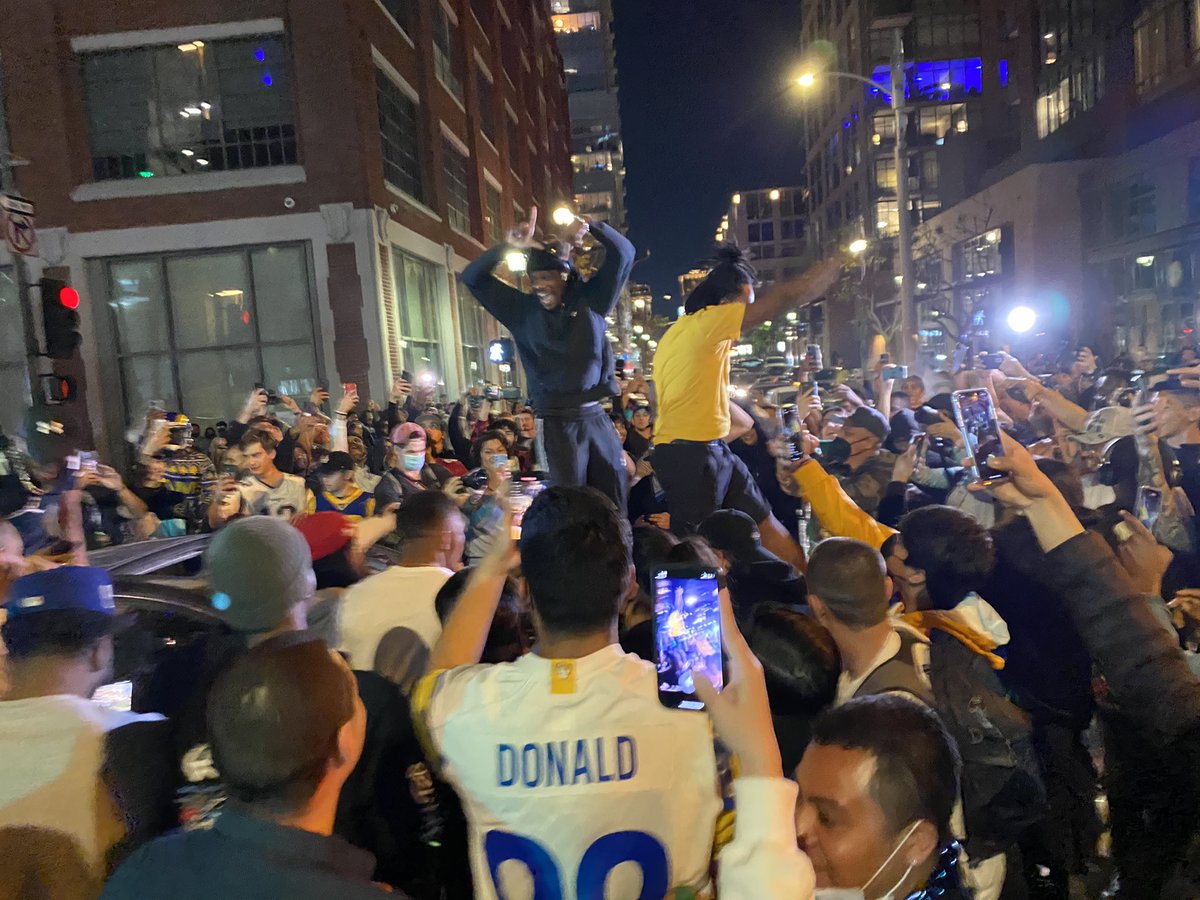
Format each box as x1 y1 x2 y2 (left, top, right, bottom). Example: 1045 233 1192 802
611 0 806 313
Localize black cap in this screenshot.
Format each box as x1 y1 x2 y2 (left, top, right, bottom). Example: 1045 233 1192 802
527 246 572 274
697 509 776 566
319 451 355 474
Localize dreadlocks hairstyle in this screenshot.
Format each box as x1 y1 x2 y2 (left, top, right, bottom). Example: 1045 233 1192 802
684 244 759 315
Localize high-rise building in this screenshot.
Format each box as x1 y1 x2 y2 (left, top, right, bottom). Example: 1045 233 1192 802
717 188 809 290
551 0 626 229
0 0 573 449
797 0 1016 364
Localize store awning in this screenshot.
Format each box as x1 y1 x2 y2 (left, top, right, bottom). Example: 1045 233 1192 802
745 255 846 328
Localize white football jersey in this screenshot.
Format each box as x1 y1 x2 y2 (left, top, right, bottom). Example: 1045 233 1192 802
414 645 725 900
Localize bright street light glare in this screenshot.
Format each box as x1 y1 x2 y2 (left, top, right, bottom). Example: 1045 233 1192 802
848 238 869 255
505 250 528 273
797 72 816 87
552 206 577 226
1007 306 1037 334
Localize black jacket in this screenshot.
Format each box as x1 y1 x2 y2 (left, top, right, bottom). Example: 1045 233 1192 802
459 223 635 412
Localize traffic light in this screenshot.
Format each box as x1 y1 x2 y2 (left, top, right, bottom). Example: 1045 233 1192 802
41 277 81 360
488 338 515 365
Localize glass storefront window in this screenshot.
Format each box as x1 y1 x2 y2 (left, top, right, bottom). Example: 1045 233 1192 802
0 268 30 436
107 243 317 428
392 248 446 383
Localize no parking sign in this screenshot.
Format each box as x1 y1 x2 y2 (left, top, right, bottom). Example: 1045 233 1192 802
1 194 36 256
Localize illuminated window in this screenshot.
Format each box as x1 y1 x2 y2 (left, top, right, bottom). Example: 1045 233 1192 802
553 12 599 33
81 35 296 181
485 181 503 244
1133 0 1196 93
954 231 1003 281
874 156 897 192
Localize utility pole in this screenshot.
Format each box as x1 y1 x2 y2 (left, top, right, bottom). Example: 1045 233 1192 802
889 26 917 365
0 50 41 400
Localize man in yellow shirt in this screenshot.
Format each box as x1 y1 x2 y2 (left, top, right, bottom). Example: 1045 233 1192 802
652 247 804 568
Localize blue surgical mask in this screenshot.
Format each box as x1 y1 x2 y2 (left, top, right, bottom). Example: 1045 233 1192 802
402 452 425 472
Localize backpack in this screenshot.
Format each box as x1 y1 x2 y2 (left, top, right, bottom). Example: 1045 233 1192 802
927 631 1047 860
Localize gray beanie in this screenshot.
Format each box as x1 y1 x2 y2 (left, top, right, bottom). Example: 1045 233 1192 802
205 517 315 634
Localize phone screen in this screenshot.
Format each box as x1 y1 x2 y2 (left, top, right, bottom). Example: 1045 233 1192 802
952 388 1007 483
653 566 723 710
1136 486 1163 531
93 680 133 713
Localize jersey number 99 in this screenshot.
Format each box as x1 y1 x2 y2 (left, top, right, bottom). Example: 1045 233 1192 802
485 829 669 899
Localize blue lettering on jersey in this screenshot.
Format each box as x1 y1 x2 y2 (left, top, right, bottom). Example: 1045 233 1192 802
617 735 637 780
522 743 543 788
573 738 593 784
547 740 568 786
495 737 639 788
498 744 517 787
485 830 563 899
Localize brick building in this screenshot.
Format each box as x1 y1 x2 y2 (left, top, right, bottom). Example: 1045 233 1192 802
0 0 572 458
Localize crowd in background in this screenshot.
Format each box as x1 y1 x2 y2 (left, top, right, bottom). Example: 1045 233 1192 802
3 220 1200 899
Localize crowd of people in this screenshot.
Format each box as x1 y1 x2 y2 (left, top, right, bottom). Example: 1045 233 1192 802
1 208 1200 900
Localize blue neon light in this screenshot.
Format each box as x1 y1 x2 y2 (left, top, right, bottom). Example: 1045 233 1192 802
262 72 273 86
255 47 266 62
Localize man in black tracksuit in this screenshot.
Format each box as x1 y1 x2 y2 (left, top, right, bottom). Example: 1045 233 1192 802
460 212 635 511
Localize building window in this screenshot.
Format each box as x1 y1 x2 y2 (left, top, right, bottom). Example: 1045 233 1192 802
920 151 939 192
874 156 897 192
379 0 416 36
745 192 764 220
433 2 465 102
81 35 296 181
954 230 1003 282
377 68 426 202
443 137 471 233
1036 53 1104 138
391 248 447 382
485 181 503 244
552 11 601 32
107 244 318 427
760 221 775 242
459 295 489 385
748 223 761 242
1134 0 1197 93
477 68 496 143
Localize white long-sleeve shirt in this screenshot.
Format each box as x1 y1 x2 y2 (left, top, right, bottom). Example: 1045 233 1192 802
718 777 815 899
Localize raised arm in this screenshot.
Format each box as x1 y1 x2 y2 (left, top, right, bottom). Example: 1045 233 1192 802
578 221 636 316
460 244 531 331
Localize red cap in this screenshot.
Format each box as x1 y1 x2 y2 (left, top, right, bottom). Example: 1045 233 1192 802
390 422 426 446
294 512 355 561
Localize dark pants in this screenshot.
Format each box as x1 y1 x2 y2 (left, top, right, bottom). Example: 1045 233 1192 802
539 404 628 513
652 440 771 537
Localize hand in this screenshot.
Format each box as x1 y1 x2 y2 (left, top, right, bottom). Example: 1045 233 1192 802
391 378 413 403
1168 588 1200 642
1114 511 1174 596
1075 346 1098 376
94 464 124 492
142 426 171 457
1132 401 1157 439
892 441 920 484
776 456 805 498
926 413 964 447
691 588 783 778
1000 352 1036 381
278 394 302 415
1168 365 1200 390
634 459 653 480
831 383 865 409
242 388 268 418
800 387 822 418
479 483 518 577
506 206 543 250
567 216 590 246
308 387 330 408
337 390 358 417
647 512 671 530
974 432 1061 510
441 476 471 506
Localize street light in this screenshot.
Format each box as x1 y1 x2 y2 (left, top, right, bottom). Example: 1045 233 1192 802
1007 306 1037 334
796 35 916 364
505 250 528 272
848 238 869 255
552 206 578 226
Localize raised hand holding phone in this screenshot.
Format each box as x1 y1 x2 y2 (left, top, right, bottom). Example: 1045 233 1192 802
691 587 783 779
653 565 723 710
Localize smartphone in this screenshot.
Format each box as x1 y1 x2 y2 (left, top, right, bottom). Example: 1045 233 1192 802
342 382 357 395
882 365 909 380
777 404 803 460
951 388 1008 485
316 378 330 393
400 370 413 384
879 352 890 365
65 453 81 471
980 352 1006 370
806 344 823 368
1136 486 1163 531
913 432 928 459
92 680 133 713
653 565 723 710
80 451 98 473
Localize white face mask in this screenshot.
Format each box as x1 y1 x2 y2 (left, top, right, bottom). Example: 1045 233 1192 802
813 821 921 900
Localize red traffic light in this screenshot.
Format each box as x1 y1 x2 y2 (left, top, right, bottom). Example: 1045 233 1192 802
59 287 80 309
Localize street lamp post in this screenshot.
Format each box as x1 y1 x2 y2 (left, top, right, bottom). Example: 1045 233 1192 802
798 25 916 364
